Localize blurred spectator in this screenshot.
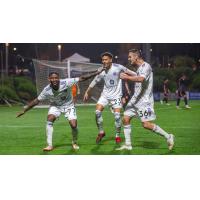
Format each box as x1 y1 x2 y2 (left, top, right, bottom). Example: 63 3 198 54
176 74 191 109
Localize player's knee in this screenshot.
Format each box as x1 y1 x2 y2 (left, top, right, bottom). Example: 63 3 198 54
142 122 150 129
123 116 130 125
70 121 77 129
47 114 56 122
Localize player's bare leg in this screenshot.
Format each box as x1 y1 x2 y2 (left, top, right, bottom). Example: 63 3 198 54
113 108 122 144
43 114 56 151
142 121 175 150
116 115 133 150
95 104 105 144
69 119 79 150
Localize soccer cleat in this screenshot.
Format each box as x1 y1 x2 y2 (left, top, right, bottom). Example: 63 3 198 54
185 105 191 109
96 132 105 144
166 103 170 106
43 146 53 151
115 136 122 144
167 134 174 150
176 106 181 109
160 100 163 104
116 144 133 151
72 143 80 150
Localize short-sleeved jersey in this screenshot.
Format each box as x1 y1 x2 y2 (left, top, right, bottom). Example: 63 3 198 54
89 63 133 99
38 78 79 107
178 78 187 91
129 62 154 107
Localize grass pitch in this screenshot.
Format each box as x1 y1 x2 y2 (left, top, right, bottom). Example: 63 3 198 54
0 100 199 155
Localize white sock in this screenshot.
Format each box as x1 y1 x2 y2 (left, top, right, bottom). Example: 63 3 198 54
46 121 53 146
114 112 121 137
95 110 104 133
153 125 170 139
124 125 132 146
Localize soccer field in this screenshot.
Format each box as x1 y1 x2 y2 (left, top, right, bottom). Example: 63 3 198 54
0 100 200 155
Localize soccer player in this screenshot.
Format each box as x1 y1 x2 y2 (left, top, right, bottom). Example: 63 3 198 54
117 49 174 151
176 74 191 109
16 69 104 151
83 52 136 144
160 78 170 105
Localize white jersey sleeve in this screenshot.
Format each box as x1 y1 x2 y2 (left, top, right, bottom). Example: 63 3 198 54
118 64 137 76
37 86 50 101
89 73 104 88
139 64 152 79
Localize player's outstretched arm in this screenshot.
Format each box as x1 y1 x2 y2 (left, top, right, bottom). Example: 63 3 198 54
83 87 92 101
120 73 145 82
79 67 104 82
16 98 40 118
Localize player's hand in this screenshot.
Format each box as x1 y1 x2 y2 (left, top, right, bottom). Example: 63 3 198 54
83 92 89 102
16 111 25 118
120 73 129 80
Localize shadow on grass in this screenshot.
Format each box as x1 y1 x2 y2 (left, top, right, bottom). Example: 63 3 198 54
136 141 161 149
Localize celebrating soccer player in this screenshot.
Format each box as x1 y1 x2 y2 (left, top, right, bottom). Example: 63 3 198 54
83 52 136 144
117 49 174 151
16 69 104 151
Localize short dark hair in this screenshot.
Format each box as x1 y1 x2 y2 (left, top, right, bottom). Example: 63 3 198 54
129 49 143 58
101 52 113 59
49 72 60 77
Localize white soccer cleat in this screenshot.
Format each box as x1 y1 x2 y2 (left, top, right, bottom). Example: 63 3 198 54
176 106 181 109
167 134 174 150
116 144 133 151
185 105 191 109
43 146 54 151
160 100 163 104
72 143 80 150
166 103 170 106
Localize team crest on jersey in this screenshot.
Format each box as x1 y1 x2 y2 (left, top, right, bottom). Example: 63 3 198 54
113 72 117 76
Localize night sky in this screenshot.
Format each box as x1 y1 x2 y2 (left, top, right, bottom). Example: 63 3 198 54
0 43 200 67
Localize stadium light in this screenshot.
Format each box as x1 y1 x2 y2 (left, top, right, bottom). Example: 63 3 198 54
57 44 62 62
13 47 17 51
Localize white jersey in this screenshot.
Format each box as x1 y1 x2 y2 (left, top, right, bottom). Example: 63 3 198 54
129 62 154 107
89 63 134 99
38 78 79 107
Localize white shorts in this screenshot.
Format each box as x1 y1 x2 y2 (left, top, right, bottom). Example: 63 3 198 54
124 102 156 122
48 105 77 120
97 95 122 109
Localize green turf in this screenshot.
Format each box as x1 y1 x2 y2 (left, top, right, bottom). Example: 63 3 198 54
0 100 200 155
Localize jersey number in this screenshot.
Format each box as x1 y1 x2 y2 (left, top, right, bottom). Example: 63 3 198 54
139 109 151 118
65 108 76 115
110 80 114 85
114 98 121 105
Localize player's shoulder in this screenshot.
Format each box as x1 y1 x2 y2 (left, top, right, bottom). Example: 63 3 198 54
141 62 152 70
112 63 126 72
43 84 52 93
112 63 124 68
